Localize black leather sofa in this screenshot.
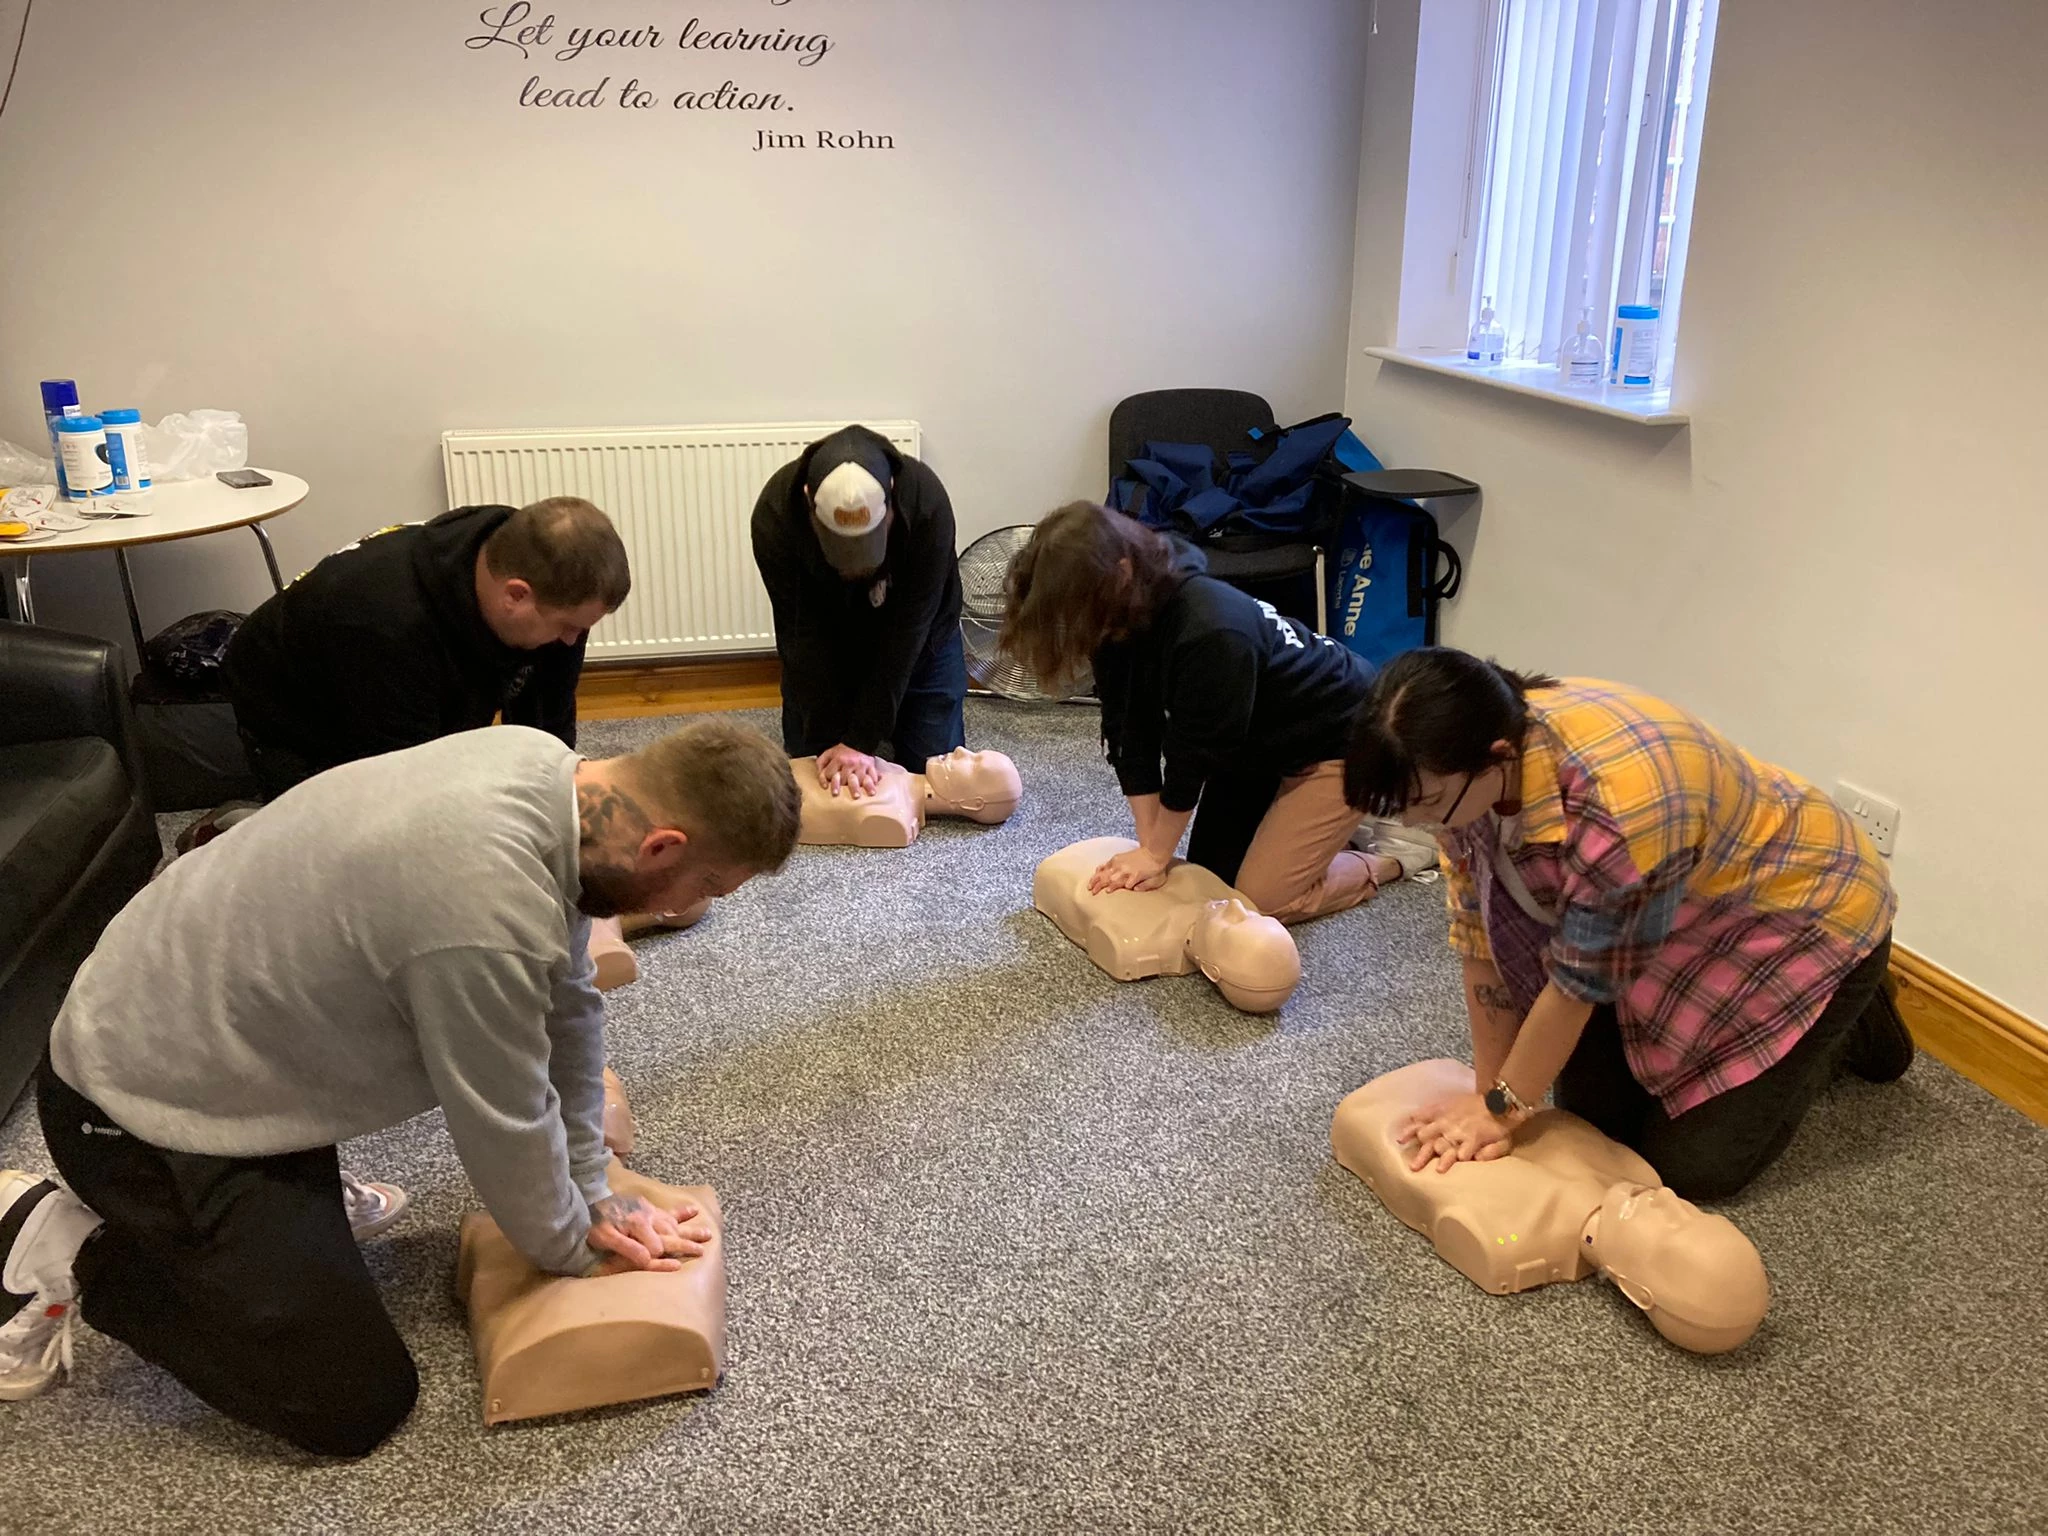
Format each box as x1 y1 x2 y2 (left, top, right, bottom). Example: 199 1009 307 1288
0 622 161 1112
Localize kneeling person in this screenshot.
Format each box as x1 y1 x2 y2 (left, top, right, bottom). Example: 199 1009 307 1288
751 424 968 800
220 496 630 1228
225 496 629 797
0 719 799 1454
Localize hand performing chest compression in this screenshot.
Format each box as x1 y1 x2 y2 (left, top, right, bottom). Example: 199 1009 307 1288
586 1190 717 1274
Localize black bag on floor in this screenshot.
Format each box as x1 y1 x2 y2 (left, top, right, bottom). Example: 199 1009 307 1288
129 610 261 811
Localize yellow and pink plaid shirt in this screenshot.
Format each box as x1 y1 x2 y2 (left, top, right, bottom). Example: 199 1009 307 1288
1439 680 1896 1116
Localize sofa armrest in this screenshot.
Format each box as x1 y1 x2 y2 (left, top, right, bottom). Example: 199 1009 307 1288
0 621 152 805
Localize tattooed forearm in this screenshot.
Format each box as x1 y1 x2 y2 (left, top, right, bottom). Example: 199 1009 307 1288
1473 982 1519 1014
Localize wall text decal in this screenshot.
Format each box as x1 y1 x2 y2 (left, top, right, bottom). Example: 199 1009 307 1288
463 1 895 148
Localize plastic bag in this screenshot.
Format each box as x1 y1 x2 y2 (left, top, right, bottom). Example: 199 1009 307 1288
0 437 56 487
142 410 249 482
142 609 247 689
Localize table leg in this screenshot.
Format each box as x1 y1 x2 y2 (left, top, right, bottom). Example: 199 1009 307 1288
250 522 285 592
113 547 149 656
7 555 32 624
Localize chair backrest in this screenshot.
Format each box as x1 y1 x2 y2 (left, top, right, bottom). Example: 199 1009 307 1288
1107 389 1277 487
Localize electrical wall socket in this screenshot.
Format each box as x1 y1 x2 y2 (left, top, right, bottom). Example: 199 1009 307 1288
1836 781 1900 858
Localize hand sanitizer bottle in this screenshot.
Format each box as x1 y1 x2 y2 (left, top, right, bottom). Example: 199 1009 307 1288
1559 308 1604 388
1466 297 1505 365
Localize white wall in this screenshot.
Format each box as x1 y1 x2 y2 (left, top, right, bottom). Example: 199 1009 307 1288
0 0 1367 649
1347 0 2048 1021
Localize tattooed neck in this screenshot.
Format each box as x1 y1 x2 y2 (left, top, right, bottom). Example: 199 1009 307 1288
578 777 652 863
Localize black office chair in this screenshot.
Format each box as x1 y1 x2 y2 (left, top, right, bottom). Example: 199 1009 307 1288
1108 389 1278 479
1107 389 1330 627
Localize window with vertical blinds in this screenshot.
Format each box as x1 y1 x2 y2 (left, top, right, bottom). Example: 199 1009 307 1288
1465 0 1714 384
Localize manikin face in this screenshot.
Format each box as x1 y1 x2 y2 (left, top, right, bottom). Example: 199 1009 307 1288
1592 1183 1770 1351
1192 899 1301 1012
923 747 1021 811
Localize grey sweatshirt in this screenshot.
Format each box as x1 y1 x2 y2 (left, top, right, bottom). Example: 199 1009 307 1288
50 726 611 1276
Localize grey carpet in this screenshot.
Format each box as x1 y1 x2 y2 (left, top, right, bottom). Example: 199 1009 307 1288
3 700 2045 1535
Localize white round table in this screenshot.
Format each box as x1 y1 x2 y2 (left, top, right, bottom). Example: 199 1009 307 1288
3 470 308 651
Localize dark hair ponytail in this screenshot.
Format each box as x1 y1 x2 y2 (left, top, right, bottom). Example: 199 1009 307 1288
1343 648 1559 816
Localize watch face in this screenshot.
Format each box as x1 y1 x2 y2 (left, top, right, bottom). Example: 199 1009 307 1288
1484 1087 1509 1116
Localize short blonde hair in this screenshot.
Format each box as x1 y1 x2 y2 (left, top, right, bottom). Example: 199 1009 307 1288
622 717 800 872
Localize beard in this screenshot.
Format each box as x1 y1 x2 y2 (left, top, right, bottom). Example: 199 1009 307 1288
576 861 663 919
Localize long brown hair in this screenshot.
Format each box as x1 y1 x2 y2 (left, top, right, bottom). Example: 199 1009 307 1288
999 503 1181 690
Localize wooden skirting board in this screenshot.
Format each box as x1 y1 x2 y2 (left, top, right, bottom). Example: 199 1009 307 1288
576 657 781 720
571 659 2048 1126
1891 947 2048 1126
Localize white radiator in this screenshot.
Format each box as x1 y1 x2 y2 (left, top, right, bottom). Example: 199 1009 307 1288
441 421 922 662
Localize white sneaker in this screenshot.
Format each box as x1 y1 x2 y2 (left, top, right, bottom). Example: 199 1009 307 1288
1 1170 101 1401
341 1170 409 1242
0 1296 76 1401
1350 819 1442 882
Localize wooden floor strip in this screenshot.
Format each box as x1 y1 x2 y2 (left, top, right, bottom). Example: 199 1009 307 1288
1891 947 2048 1126
576 657 781 720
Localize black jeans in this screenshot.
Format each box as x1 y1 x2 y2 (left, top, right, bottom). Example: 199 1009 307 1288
38 1061 418 1457
783 626 968 767
236 727 317 802
1184 764 1286 888
1553 934 1894 1200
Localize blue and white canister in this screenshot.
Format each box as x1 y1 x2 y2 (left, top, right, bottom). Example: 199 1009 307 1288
101 408 152 494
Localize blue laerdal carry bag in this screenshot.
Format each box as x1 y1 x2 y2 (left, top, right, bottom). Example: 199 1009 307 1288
1106 413 1354 539
1324 439 1468 667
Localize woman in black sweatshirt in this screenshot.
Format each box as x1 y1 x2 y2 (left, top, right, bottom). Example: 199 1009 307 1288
1001 502 1403 921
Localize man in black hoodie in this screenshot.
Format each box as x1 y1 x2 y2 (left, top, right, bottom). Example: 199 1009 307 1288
224 498 629 798
215 497 630 1241
750 425 965 797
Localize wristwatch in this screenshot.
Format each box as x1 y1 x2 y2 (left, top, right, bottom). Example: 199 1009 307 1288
1484 1078 1531 1118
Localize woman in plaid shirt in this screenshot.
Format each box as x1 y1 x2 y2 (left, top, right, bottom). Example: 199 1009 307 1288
1343 648 1908 1198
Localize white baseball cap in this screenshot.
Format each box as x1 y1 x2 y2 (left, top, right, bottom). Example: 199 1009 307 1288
810 460 891 576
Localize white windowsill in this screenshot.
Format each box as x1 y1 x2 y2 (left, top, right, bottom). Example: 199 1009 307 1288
1364 347 1690 426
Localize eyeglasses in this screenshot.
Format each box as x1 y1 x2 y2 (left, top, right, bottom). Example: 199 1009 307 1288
1404 770 1479 829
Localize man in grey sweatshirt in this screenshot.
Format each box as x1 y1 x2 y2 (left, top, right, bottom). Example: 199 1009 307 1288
0 717 799 1454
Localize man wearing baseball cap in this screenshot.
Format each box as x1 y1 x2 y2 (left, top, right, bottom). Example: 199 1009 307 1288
750 424 966 798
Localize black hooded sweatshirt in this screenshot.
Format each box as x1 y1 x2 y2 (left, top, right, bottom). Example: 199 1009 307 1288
223 505 585 772
749 426 963 755
1093 544 1374 812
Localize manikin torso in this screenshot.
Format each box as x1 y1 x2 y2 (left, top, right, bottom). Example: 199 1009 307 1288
456 1157 726 1423
795 748 1023 848
1033 836 1302 1012
1331 1058 1770 1353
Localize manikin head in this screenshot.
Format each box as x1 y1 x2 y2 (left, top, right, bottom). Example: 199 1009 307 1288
1586 1183 1770 1354
474 496 631 650
575 718 802 918
922 748 1023 823
1190 899 1301 1013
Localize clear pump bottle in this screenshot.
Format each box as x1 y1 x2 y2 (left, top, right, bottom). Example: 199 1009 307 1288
1559 308 1604 387
1466 297 1505 365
